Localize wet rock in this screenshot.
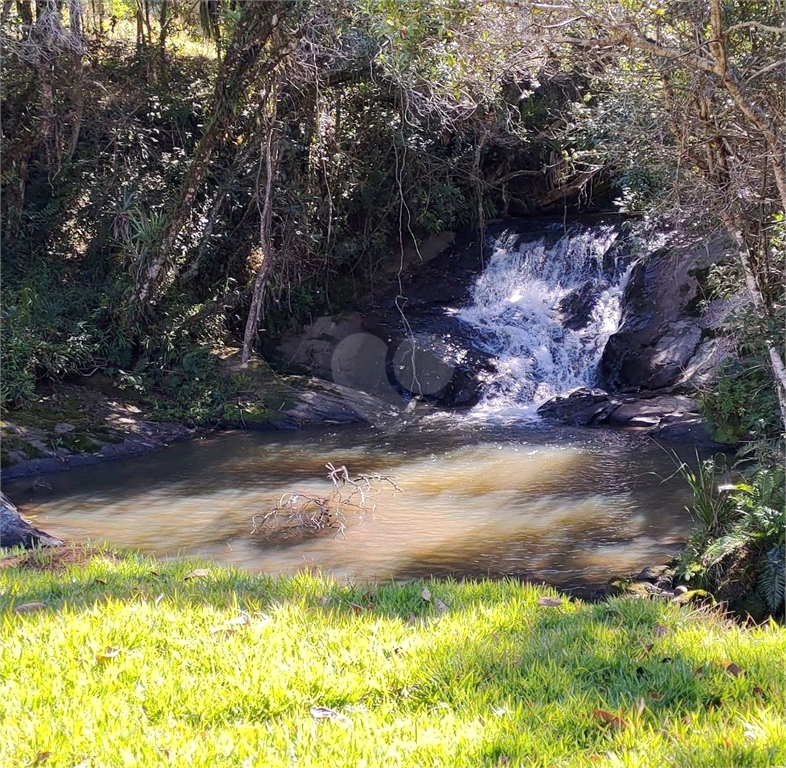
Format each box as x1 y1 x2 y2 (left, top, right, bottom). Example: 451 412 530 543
1 492 63 549
273 380 399 429
605 395 695 426
559 280 605 330
538 388 726 446
636 565 670 583
601 238 732 392
536 388 617 426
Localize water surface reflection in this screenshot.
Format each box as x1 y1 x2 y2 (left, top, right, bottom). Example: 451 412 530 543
4 424 698 591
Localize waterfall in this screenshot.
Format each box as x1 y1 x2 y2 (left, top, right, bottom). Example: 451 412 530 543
457 223 631 420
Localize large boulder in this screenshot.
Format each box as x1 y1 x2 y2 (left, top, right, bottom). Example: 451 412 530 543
1 492 63 549
600 238 732 392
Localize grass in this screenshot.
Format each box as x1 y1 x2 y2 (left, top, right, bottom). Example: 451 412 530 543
1 547 784 768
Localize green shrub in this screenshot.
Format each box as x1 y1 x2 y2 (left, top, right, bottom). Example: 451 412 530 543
702 358 782 444
0 284 104 408
676 461 786 618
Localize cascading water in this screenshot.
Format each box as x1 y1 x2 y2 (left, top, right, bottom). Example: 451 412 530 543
457 223 631 420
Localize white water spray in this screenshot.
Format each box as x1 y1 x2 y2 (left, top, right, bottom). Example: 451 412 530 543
457 224 630 421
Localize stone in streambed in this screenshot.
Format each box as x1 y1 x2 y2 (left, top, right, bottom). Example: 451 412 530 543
1 492 63 549
536 388 617 426
636 564 670 583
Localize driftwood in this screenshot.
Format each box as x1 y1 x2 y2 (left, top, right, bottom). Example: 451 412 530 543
251 464 400 544
1 492 64 549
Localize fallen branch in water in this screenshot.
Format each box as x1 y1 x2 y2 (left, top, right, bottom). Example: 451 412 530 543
251 466 401 543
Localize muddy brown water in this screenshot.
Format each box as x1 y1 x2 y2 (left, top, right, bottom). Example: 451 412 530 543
2 422 704 592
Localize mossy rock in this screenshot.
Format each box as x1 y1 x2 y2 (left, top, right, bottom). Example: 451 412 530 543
673 588 715 606
606 578 654 599
221 403 276 426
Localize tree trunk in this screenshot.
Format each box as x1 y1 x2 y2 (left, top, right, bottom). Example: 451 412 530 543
722 215 786 432
242 98 280 364
65 0 84 164
130 1 293 313
1 493 63 549
157 0 168 85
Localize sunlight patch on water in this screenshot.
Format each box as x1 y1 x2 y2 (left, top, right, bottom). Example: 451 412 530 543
6 426 695 591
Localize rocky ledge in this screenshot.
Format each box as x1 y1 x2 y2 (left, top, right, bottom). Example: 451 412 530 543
1 492 63 549
537 388 729 447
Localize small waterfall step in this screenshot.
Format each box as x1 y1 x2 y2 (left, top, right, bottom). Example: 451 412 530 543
457 221 632 420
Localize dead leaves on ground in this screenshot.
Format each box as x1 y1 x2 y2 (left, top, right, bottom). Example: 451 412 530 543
13 602 47 615
592 709 627 729
183 568 211 580
95 647 121 664
420 587 448 613
309 706 351 725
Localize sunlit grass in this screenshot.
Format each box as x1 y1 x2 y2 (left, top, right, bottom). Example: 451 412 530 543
1 547 783 767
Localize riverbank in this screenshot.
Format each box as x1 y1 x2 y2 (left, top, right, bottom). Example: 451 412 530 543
1 350 400 480
1 546 783 768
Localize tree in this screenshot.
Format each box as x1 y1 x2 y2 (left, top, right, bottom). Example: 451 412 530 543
130 1 296 312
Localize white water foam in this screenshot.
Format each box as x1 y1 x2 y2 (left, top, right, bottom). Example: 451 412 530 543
457 225 631 422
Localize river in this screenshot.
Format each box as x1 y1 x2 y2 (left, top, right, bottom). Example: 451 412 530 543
3 421 697 593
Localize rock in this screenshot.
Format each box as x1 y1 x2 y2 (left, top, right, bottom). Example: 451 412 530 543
676 336 736 389
1 492 63 549
276 313 365 381
673 585 688 595
647 416 717 445
274 379 400 429
601 238 732 392
536 388 617 426
636 565 669 583
273 226 498 409
54 423 76 434
538 389 726 446
559 280 607 330
605 395 694 426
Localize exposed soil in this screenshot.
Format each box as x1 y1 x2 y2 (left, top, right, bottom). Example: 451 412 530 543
0 544 116 572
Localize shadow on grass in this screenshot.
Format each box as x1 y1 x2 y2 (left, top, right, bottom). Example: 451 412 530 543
2 547 783 767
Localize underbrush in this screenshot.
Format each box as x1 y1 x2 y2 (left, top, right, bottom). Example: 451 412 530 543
0 275 240 427
675 455 785 622
1 548 784 768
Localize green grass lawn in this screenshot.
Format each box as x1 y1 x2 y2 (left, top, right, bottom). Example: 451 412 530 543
1 547 784 768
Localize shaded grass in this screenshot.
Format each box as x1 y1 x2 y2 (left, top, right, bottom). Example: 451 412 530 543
1 547 784 768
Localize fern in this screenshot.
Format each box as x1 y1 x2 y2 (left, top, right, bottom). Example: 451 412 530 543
702 532 749 568
759 544 785 612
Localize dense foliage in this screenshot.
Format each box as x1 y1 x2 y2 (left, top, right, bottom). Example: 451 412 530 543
677 456 785 619
2 0 571 412
3 1 784 429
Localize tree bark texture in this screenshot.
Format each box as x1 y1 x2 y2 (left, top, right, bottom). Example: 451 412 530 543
130 1 295 312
